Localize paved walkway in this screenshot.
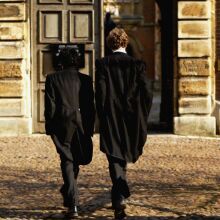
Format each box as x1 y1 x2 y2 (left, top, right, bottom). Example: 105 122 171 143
0 134 219 220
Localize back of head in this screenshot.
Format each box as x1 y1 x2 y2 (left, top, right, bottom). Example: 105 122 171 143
106 27 129 51
60 48 79 69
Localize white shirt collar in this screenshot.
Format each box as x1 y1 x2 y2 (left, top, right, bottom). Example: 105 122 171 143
113 47 127 54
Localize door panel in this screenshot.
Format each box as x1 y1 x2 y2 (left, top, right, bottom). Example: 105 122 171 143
31 0 102 133
39 0 63 4
38 49 54 82
39 11 64 43
80 48 94 75
39 88 45 122
69 0 94 4
69 10 94 42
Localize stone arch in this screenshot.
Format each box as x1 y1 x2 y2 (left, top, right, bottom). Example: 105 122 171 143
103 0 176 132
104 0 177 130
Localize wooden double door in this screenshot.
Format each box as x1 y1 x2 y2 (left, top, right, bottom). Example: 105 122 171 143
31 0 103 132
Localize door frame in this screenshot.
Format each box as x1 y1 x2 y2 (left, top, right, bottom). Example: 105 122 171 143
156 0 177 131
30 0 104 133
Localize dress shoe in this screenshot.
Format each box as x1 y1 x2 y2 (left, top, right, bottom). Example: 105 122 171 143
114 209 127 220
66 205 78 218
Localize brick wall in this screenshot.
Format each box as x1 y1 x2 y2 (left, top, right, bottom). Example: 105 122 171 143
216 0 220 100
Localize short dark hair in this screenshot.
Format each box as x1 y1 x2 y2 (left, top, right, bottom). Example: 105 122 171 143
60 48 79 69
106 28 129 50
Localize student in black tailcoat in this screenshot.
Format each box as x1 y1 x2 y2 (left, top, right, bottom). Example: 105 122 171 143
44 48 95 218
95 28 153 220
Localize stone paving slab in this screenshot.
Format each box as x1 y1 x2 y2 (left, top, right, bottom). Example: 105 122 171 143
0 134 219 220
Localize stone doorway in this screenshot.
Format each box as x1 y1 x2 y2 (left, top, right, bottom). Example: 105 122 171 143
155 0 176 132
103 0 176 132
31 0 103 133
147 1 162 130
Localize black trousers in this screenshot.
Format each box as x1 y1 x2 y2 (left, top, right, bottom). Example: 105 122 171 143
107 155 130 206
51 135 79 207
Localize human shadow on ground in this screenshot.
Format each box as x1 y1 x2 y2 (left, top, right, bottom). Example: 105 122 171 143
0 209 220 220
1 208 219 220
86 216 220 220
0 168 219 220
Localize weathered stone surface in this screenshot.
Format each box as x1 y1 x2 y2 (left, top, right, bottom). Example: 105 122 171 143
179 96 211 114
179 59 210 76
179 77 211 95
178 40 211 57
178 21 210 38
0 99 24 116
174 116 216 136
178 1 210 19
0 60 23 78
0 42 25 59
0 118 31 136
0 23 24 40
0 3 25 21
0 80 23 97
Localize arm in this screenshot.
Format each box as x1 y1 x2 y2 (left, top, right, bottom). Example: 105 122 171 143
95 59 106 120
44 75 56 135
88 78 95 136
80 76 95 136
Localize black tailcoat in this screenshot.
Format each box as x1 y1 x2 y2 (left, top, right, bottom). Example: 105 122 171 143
44 67 95 161
95 52 153 163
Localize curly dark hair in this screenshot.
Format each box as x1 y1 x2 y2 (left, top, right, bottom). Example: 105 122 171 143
106 28 129 50
60 48 79 69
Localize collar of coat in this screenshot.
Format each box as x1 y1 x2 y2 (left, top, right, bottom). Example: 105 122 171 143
113 47 127 54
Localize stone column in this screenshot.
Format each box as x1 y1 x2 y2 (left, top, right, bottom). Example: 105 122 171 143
174 0 216 136
0 1 31 135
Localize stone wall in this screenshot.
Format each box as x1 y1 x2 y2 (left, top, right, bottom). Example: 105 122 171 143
0 1 31 135
175 0 216 136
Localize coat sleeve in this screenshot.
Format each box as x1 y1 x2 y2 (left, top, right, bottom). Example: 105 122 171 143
95 59 106 120
87 78 95 136
44 75 56 135
79 76 95 136
137 61 153 117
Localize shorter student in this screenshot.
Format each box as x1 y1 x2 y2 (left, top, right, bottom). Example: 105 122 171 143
44 48 95 218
